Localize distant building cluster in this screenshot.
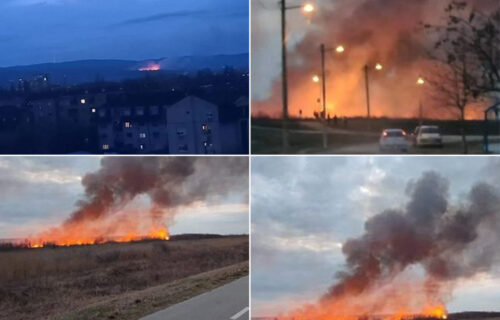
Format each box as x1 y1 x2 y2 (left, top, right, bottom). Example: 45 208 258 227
0 77 248 154
14 74 52 93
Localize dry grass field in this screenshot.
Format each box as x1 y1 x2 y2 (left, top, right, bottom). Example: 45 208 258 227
0 235 249 320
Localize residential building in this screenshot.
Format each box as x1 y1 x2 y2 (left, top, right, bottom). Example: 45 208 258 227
166 96 221 154
97 97 170 154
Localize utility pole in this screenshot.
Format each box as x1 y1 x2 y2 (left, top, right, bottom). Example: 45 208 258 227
279 2 315 153
280 0 289 153
320 44 327 149
364 65 371 119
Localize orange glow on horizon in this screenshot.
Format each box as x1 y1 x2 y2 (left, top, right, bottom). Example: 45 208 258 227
274 278 449 320
25 210 171 249
27 227 170 249
139 63 161 71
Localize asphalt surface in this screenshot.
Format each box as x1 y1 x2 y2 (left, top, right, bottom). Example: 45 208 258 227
140 276 249 320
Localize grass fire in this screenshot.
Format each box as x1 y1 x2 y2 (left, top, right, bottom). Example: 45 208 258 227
0 156 249 320
251 157 500 320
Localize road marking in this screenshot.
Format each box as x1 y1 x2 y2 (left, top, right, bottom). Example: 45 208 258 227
230 307 249 319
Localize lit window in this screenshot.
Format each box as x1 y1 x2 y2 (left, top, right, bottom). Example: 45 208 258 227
125 122 132 128
139 133 147 139
91 108 96 113
102 144 110 150
80 98 86 104
202 124 208 131
140 144 144 150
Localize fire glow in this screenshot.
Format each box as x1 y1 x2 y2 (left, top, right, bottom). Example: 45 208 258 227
275 282 449 320
25 218 170 249
273 170 500 320
252 0 497 119
13 157 246 250
139 63 161 71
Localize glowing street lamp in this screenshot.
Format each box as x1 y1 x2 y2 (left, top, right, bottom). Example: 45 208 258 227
280 1 317 152
364 63 383 120
303 3 315 13
317 43 345 149
312 75 320 83
416 76 426 124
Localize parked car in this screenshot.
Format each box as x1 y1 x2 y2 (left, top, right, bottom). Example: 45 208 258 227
379 129 409 153
414 125 443 147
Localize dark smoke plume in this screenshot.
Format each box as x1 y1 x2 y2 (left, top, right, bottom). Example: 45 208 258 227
64 157 248 226
324 171 500 300
253 0 498 118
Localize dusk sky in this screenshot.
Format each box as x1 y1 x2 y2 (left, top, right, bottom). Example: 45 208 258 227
252 156 500 316
0 0 248 67
0 157 248 239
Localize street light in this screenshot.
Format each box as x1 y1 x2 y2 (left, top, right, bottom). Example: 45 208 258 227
280 1 316 153
417 76 425 124
303 3 315 13
312 75 320 83
363 63 383 120
318 43 345 149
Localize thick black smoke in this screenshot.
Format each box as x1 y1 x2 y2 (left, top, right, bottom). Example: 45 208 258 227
64 157 248 226
253 0 498 118
325 171 500 300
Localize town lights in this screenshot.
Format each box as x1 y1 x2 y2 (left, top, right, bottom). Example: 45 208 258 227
417 76 425 85
312 75 320 83
80 98 86 104
375 63 383 71
302 3 315 13
335 45 345 54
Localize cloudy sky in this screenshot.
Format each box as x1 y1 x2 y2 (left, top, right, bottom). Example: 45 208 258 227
0 157 248 239
0 0 248 67
252 156 500 316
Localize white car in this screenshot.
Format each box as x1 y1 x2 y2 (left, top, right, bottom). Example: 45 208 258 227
379 129 409 153
414 125 443 147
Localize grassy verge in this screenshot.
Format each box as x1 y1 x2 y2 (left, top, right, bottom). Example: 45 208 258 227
57 262 249 320
252 126 376 154
0 236 248 320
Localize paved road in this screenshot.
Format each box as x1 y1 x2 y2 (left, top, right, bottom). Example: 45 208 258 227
140 276 249 320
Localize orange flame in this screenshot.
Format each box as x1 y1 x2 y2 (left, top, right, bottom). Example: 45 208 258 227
276 280 449 320
25 209 170 249
27 227 170 249
139 63 161 71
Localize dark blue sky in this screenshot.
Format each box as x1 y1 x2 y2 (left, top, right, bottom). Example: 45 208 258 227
0 0 248 67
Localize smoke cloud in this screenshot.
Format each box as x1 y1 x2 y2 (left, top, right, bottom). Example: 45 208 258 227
30 157 248 246
252 0 498 119
325 171 500 300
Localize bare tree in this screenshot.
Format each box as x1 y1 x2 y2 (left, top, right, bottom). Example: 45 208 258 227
427 1 500 96
427 57 475 153
424 1 500 153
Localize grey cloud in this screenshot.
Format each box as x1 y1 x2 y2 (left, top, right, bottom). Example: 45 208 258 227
119 10 209 25
251 156 500 315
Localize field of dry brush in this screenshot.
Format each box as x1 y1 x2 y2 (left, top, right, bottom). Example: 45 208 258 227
0 235 249 320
